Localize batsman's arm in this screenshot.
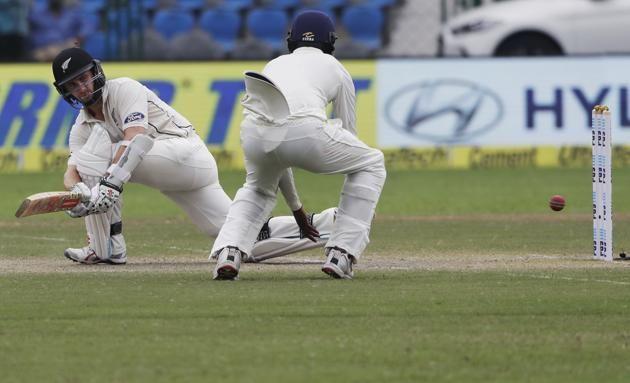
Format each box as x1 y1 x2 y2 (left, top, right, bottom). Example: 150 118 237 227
63 165 91 214
81 128 153 215
64 130 93 208
111 126 146 164
63 165 82 190
65 122 90 190
104 126 154 188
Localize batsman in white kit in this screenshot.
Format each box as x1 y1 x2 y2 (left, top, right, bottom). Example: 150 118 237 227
51 47 335 265
210 11 387 280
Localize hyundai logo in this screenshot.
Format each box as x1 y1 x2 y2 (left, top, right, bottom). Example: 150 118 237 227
384 79 503 144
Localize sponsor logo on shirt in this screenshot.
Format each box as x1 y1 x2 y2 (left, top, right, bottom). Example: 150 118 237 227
301 32 315 42
124 112 145 124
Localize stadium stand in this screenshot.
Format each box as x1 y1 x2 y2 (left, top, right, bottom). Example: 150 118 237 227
82 31 107 60
302 0 347 9
341 5 384 50
152 8 196 40
245 8 289 52
81 0 106 13
83 11 101 32
294 5 335 17
199 8 241 52
9 0 402 62
139 29 171 60
359 0 396 8
177 0 206 11
29 0 90 61
259 0 302 10
231 35 276 60
216 0 255 11
169 29 226 59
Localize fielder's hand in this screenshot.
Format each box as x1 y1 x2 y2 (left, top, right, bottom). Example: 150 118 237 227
65 182 92 218
87 179 122 215
292 206 319 242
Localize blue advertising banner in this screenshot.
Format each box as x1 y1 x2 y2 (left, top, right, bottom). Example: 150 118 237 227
0 61 375 172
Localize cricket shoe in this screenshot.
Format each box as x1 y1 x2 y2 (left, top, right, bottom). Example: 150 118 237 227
321 247 354 280
64 246 127 265
212 246 242 280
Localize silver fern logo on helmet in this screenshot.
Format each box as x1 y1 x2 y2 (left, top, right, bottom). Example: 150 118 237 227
61 57 71 73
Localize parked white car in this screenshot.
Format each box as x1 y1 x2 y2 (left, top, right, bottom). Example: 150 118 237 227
439 0 630 56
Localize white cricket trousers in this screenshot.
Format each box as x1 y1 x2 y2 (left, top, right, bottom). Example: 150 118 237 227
74 130 231 259
73 125 336 260
130 134 231 237
211 117 386 259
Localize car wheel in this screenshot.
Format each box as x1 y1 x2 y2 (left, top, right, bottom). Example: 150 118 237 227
494 32 563 56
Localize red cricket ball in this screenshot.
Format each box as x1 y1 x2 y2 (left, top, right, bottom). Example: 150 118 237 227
549 195 566 211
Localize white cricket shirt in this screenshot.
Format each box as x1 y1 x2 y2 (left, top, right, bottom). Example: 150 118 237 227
71 78 193 145
258 47 357 135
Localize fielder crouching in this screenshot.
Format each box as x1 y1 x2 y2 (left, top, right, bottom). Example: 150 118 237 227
210 11 386 280
52 47 336 265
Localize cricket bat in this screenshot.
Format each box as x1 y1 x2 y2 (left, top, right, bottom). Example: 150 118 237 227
15 191 81 218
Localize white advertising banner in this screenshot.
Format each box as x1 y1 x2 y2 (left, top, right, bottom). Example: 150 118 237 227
377 57 630 148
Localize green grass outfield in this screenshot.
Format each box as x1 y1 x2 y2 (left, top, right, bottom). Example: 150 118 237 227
1 168 630 382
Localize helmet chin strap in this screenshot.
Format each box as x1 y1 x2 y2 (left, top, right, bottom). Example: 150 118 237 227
81 89 103 108
66 89 102 110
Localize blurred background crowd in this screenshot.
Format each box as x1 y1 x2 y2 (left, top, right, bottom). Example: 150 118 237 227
0 0 408 61
1 0 628 62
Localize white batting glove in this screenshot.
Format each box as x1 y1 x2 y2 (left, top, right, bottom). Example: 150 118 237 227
64 182 92 218
87 180 122 215
70 182 91 202
66 202 90 218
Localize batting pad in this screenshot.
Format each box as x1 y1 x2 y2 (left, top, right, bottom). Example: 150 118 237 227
250 237 329 262
73 125 113 177
80 173 124 260
249 207 336 261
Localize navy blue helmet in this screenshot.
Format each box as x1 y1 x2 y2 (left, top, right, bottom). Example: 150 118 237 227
287 10 337 54
52 47 106 109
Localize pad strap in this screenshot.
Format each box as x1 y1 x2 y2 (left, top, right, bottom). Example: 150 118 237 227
110 221 123 236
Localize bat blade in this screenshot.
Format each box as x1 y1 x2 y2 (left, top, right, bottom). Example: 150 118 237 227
15 191 81 218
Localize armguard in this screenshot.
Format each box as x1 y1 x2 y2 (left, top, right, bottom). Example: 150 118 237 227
105 134 154 187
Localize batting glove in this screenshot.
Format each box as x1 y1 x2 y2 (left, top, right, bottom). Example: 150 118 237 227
66 202 90 218
87 179 122 215
70 182 92 202
64 182 92 218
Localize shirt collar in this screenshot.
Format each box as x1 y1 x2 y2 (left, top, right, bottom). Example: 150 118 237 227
293 47 323 54
78 108 99 124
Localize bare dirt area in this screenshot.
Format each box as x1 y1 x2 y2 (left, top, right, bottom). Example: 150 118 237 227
1 251 628 275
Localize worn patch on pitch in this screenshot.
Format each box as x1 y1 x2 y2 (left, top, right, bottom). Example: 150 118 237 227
1 252 627 275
